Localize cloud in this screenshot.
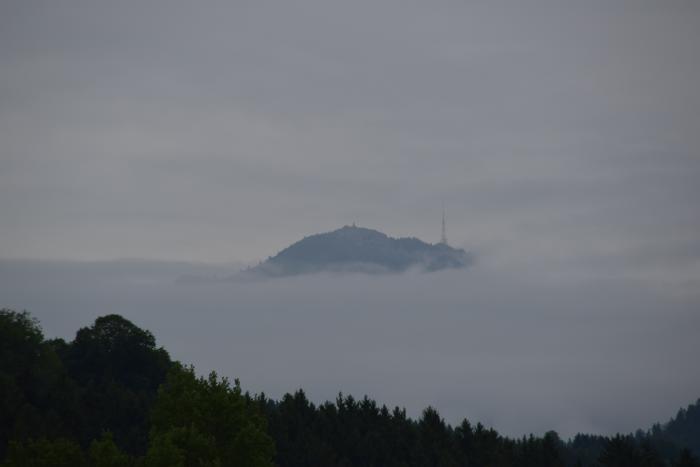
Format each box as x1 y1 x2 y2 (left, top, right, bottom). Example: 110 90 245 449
1 258 698 438
1 0 699 265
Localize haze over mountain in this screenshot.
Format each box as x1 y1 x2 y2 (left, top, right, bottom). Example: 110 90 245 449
1 1 699 464
249 225 472 277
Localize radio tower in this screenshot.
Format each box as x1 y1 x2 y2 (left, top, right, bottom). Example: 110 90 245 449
441 204 448 245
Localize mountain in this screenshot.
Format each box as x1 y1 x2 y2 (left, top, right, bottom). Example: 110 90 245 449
249 225 472 276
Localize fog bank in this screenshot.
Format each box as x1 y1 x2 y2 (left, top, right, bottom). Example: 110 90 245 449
1 258 697 439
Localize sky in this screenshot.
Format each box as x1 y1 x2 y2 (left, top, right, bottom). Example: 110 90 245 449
2 0 699 266
1 0 699 438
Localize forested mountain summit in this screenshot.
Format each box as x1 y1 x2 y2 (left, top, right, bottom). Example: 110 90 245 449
250 225 472 276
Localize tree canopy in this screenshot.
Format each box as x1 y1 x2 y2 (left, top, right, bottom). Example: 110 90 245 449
1 308 698 467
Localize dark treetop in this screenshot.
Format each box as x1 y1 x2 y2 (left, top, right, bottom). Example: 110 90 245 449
1 308 699 466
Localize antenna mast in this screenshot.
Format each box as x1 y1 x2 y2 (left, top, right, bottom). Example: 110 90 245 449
441 204 448 245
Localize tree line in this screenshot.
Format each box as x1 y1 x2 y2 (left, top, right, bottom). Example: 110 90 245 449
1 308 698 466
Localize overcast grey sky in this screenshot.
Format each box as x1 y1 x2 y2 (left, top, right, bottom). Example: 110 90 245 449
1 0 699 269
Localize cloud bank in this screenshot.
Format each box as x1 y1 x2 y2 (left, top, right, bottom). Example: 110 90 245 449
1 258 698 439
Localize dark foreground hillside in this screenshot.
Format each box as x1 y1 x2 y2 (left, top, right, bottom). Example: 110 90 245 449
1 308 698 467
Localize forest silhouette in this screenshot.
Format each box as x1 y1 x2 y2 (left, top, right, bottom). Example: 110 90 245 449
1 308 698 466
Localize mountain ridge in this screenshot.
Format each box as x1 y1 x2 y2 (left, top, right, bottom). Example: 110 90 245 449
249 225 472 277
